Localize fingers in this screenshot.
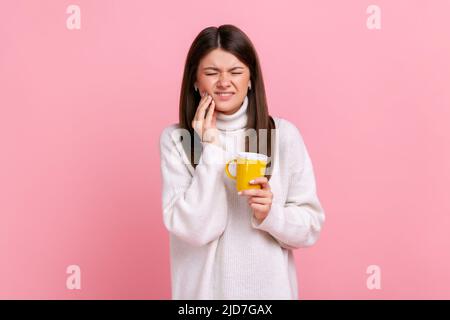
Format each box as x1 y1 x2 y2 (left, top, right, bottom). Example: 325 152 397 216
199 91 210 107
195 95 212 122
249 177 270 190
204 99 215 128
249 203 269 212
248 196 272 205
238 178 270 196
239 188 272 198
196 92 209 114
192 93 213 135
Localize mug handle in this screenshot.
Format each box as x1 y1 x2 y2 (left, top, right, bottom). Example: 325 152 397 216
225 159 237 180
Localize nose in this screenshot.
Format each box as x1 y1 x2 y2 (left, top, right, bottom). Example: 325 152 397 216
217 72 231 87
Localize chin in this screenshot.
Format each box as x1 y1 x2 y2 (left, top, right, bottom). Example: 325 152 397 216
215 108 231 114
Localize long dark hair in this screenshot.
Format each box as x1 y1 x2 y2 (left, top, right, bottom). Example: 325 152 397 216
178 24 276 179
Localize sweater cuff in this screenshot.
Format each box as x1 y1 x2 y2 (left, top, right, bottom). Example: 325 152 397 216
251 202 284 232
198 142 229 168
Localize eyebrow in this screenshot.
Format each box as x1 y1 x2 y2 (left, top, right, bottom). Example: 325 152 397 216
202 66 245 71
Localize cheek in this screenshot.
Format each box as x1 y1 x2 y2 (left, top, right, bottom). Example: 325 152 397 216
198 75 215 85
236 76 250 89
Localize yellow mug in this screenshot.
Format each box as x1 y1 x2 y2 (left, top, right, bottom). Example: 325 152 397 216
225 152 268 191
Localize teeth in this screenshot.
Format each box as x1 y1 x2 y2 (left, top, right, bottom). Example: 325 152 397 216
217 93 233 96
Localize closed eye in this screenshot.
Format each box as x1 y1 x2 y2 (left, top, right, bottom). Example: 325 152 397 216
206 73 243 76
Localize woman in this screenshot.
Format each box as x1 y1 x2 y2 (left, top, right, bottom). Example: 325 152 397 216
159 24 325 300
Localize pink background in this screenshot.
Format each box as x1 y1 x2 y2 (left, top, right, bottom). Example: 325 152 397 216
1 0 449 299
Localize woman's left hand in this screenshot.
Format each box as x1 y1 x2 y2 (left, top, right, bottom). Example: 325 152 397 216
238 177 273 223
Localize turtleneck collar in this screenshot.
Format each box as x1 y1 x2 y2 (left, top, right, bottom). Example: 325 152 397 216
215 95 248 131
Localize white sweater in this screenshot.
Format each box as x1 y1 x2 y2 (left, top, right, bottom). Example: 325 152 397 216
159 96 325 300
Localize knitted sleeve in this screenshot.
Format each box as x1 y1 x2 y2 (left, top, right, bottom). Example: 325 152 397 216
159 125 229 247
251 120 326 249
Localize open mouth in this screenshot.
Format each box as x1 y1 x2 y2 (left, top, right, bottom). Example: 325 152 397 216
214 92 235 101
215 92 235 96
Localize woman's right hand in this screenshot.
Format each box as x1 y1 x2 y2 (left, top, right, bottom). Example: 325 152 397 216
191 92 220 145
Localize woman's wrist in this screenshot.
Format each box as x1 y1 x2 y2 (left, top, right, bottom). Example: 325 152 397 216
201 131 223 148
201 139 222 148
